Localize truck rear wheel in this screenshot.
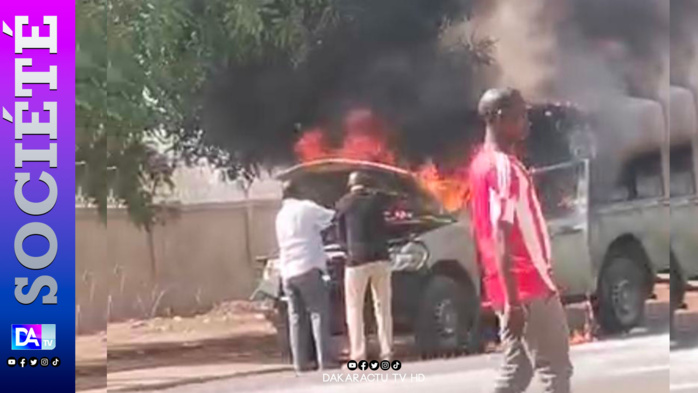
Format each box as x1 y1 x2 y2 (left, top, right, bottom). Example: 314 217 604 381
597 254 649 334
414 276 479 357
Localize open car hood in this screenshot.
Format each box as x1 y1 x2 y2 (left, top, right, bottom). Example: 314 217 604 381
277 158 415 182
276 158 445 212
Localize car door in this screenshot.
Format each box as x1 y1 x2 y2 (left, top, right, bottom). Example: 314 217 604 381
531 160 595 298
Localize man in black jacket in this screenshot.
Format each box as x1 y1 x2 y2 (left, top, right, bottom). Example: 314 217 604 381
336 171 394 362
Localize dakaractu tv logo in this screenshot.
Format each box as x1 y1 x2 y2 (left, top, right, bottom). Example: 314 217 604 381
11 325 56 350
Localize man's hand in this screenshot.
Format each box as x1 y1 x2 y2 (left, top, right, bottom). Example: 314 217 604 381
495 222 524 338
504 305 526 339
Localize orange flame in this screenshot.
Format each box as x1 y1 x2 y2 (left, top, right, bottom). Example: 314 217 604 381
294 109 471 211
294 128 332 162
570 298 596 346
416 162 471 212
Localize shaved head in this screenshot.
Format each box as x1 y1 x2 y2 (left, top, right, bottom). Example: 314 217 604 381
478 87 530 150
478 88 525 123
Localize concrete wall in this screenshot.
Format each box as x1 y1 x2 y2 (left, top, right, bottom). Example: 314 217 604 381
75 200 281 334
76 209 109 334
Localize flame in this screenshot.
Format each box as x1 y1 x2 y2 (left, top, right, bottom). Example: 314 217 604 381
294 109 396 165
294 128 331 162
338 109 396 164
570 297 597 346
569 330 589 345
294 108 471 211
416 162 471 212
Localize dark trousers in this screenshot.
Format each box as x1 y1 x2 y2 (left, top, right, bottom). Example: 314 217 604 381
283 268 335 372
494 295 573 393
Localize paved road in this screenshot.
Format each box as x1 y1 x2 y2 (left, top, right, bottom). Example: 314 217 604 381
671 346 698 392
138 332 687 393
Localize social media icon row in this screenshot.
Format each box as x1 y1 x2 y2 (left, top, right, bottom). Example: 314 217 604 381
346 359 401 371
7 357 59 368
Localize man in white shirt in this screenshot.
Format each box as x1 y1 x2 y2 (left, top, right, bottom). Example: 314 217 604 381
276 180 338 373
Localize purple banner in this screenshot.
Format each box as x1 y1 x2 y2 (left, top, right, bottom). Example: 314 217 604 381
0 2 75 391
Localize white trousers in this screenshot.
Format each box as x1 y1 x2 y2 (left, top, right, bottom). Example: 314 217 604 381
344 261 393 361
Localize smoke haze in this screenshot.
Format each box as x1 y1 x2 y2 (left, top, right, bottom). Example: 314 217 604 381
671 0 698 87
470 0 669 103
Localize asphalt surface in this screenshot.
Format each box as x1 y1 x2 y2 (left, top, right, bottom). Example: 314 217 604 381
133 330 694 393
671 346 698 392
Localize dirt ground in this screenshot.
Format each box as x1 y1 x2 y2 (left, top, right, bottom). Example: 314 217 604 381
107 302 285 372
76 332 107 392
77 284 696 391
77 302 288 391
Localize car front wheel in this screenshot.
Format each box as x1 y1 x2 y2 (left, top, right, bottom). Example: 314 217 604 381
414 275 479 357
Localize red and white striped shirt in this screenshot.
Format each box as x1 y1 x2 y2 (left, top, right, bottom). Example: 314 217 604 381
468 145 556 309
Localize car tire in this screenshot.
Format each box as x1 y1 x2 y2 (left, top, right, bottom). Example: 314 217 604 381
597 253 649 334
414 275 479 357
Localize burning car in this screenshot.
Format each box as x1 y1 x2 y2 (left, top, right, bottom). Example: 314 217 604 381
251 158 483 359
251 95 686 363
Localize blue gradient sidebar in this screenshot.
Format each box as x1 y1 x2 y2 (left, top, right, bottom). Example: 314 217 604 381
0 2 76 391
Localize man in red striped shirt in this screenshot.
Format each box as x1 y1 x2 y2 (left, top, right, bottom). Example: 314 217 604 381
468 88 573 393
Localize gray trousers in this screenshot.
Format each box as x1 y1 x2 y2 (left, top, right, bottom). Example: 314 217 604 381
494 295 573 393
283 268 335 372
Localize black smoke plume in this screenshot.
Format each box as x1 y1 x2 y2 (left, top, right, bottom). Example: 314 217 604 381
200 0 670 175
201 0 485 172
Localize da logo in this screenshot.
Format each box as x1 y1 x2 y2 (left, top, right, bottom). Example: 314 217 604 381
11 325 56 350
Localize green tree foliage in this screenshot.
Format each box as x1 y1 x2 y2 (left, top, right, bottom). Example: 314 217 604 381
76 0 337 229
